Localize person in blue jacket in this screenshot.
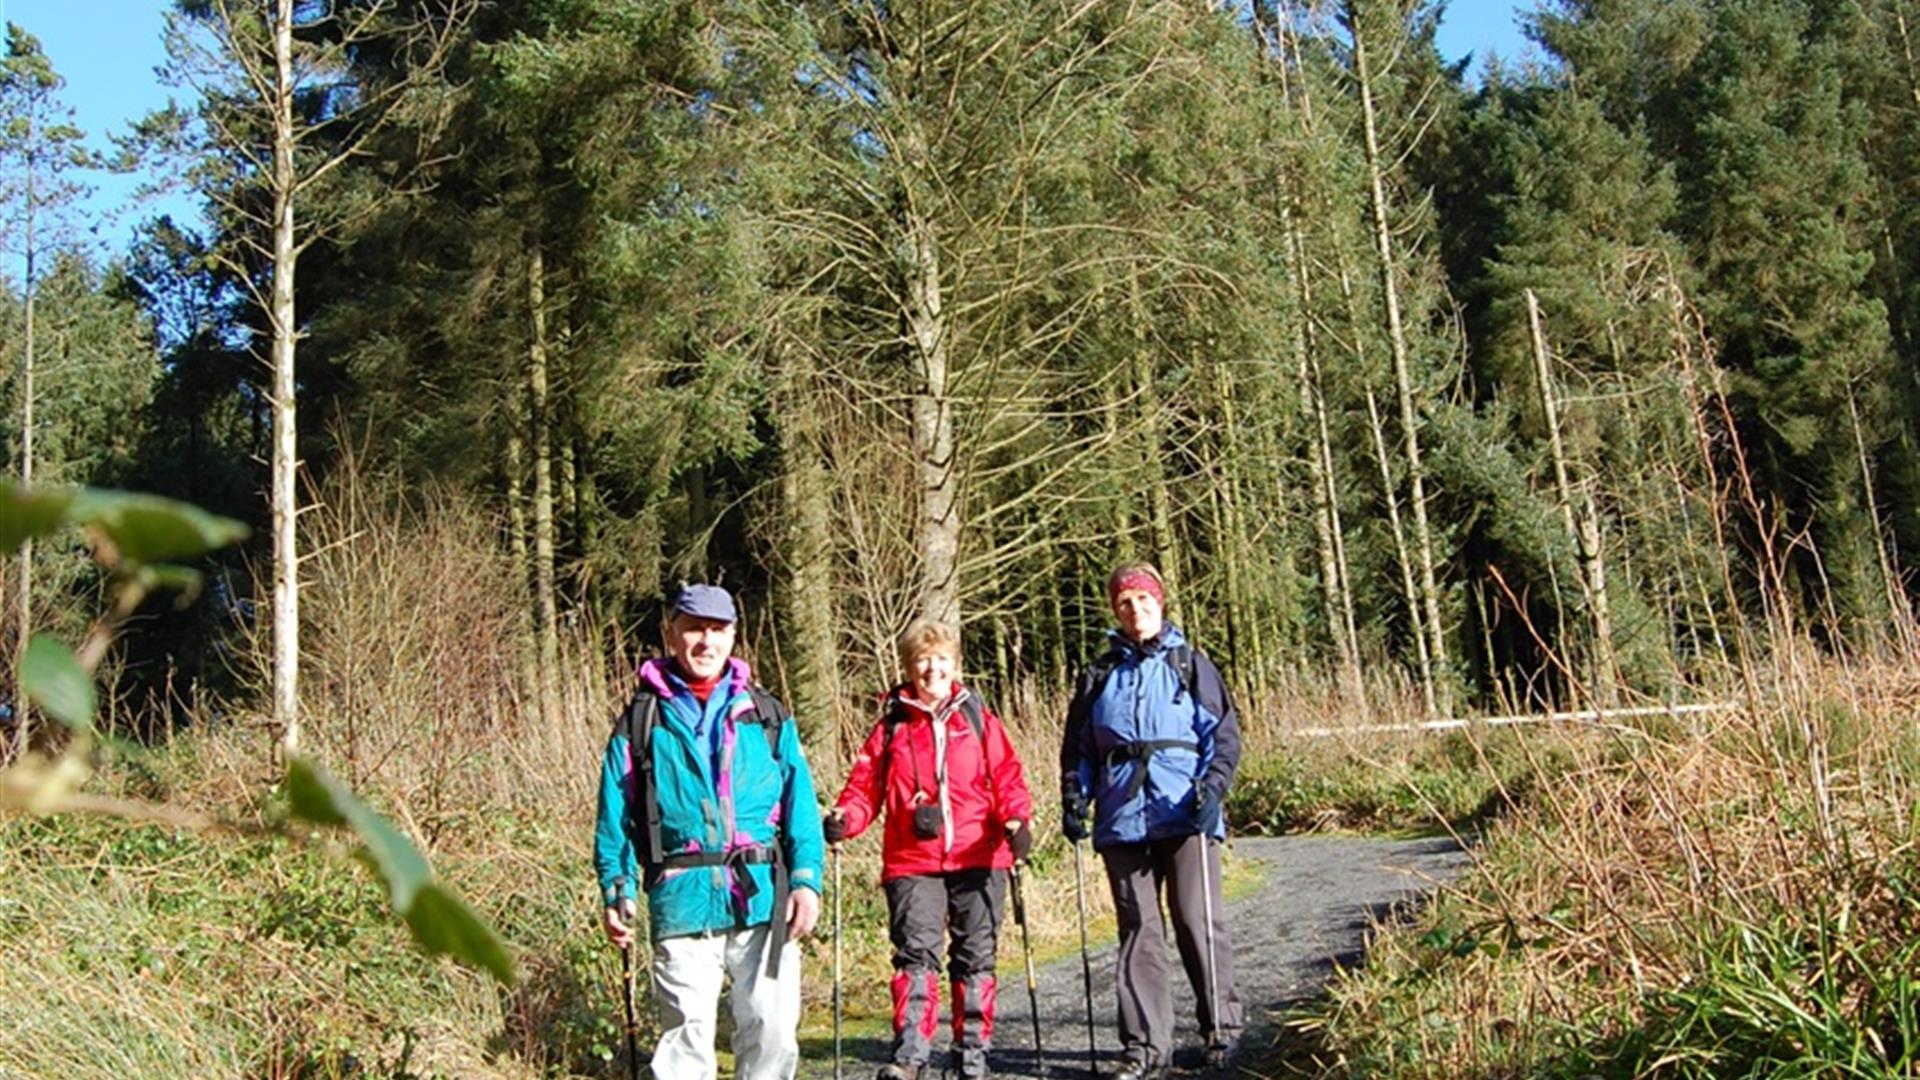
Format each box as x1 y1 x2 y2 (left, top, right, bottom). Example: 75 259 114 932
1060 562 1243 1080
595 583 825 1080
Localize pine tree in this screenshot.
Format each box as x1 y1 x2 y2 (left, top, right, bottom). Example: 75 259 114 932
1474 74 1708 689
1676 0 1894 639
0 22 97 757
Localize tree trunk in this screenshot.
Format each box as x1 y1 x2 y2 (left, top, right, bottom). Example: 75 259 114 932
11 162 35 760
1045 549 1069 697
574 431 599 611
1848 390 1912 650
1349 0 1449 713
1128 275 1182 617
1366 389 1437 716
1287 219 1363 701
504 425 538 706
528 241 561 728
777 367 843 743
558 421 577 555
271 0 302 755
1526 290 1617 703
1270 0 1363 702
1219 378 1273 689
900 121 960 628
1895 4 1920 107
1334 245 1435 711
1205 432 1241 672
907 215 959 627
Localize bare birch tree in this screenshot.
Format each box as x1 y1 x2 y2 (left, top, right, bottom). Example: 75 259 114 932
149 0 468 753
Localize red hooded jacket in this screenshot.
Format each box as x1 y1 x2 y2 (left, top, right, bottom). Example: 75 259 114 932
834 682 1034 880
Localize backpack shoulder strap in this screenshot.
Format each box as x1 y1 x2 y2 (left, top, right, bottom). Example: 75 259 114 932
877 692 910 785
956 692 987 741
745 685 789 765
1164 643 1198 700
623 687 666 868
1081 646 1126 705
882 692 910 730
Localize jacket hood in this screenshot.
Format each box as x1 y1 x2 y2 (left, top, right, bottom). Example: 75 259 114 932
887 681 976 722
638 655 753 700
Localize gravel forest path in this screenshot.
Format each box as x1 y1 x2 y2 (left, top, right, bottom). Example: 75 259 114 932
794 834 1470 1080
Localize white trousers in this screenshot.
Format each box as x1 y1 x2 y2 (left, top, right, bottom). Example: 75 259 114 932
651 924 801 1080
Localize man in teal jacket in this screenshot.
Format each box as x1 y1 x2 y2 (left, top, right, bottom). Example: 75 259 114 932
595 584 826 1080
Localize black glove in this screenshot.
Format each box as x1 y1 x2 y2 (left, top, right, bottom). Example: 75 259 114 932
1007 820 1033 862
823 811 848 845
1194 783 1225 834
1061 788 1091 843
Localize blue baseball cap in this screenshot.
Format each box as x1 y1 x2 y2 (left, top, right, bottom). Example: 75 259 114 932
670 583 738 623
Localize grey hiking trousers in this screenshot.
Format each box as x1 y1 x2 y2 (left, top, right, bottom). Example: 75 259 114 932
1102 834 1243 1068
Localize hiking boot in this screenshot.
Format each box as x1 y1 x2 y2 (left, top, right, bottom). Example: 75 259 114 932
877 1063 921 1080
952 1046 989 1080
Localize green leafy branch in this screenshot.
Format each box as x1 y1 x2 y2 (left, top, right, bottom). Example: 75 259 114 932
1 479 514 986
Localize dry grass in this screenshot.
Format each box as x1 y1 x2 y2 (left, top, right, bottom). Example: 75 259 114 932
1283 645 1920 1079
0 462 623 1078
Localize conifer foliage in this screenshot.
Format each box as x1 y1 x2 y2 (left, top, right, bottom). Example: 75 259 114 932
6 0 1919 731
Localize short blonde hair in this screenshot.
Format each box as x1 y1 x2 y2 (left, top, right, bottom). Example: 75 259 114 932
897 619 961 674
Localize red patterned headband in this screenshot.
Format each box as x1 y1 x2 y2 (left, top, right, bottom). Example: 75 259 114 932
1109 570 1165 605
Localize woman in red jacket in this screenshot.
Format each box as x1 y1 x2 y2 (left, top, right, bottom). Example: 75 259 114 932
826 619 1035 1080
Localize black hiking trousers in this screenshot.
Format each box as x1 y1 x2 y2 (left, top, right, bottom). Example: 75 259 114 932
883 868 1006 1076
1102 834 1243 1068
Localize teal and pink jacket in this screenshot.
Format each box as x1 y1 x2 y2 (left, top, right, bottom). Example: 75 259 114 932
593 656 824 940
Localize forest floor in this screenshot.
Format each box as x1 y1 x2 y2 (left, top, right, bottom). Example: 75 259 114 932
792 834 1471 1080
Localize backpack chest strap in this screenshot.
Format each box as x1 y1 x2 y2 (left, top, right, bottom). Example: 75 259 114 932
656 845 780 870
1104 739 1200 802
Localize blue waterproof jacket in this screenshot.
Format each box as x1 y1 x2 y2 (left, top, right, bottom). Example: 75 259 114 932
593 657 825 941
1060 624 1241 849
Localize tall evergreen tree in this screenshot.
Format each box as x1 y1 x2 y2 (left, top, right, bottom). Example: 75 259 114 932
1475 77 1709 688
0 22 96 756
1676 0 1893 639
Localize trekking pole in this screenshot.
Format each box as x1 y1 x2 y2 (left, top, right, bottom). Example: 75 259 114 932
1072 840 1099 1078
1195 836 1223 1070
1009 861 1045 1077
620 943 642 1080
832 842 844 1080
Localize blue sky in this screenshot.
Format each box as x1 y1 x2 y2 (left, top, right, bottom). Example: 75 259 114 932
1436 1 1539 77
1 0 197 264
2 0 1536 264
